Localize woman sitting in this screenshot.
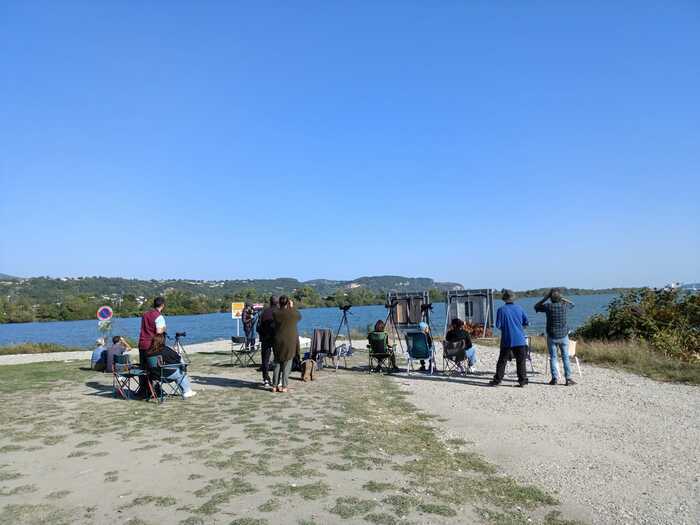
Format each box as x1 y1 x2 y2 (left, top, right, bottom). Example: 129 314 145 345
367 320 397 371
148 334 196 398
445 318 477 373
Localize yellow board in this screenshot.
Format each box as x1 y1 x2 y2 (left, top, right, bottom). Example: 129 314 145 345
231 302 245 319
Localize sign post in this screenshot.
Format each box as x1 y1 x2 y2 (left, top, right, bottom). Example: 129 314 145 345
231 302 244 336
97 305 114 343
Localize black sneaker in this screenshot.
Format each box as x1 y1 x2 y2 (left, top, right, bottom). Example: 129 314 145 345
549 378 558 386
566 378 577 386
488 380 500 387
516 382 526 388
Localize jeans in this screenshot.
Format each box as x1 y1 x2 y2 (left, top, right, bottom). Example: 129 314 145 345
165 366 192 393
273 359 293 388
260 339 273 382
466 347 477 366
493 345 528 385
547 335 572 379
244 326 256 349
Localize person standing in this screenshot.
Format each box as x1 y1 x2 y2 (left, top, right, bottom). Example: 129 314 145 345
490 290 529 387
257 296 278 387
271 295 301 393
242 303 256 350
535 288 576 386
136 296 166 397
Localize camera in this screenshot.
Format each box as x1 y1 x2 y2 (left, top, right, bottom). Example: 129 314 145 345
176 331 187 338
339 304 352 312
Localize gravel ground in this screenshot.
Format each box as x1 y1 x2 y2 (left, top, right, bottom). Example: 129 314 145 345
392 343 699 525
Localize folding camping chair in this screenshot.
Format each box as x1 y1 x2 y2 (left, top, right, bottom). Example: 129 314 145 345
230 336 258 367
547 338 582 379
112 353 148 400
310 328 334 370
146 355 188 403
404 331 436 374
367 332 395 373
442 340 467 377
321 344 353 370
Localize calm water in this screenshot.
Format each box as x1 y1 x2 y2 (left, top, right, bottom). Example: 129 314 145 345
0 294 616 348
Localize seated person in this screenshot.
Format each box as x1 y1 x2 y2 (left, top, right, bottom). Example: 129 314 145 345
91 338 107 371
418 322 434 372
367 320 397 370
105 336 131 374
148 334 196 398
445 318 477 372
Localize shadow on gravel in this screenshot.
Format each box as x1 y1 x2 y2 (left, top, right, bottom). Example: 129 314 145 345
190 375 263 390
84 381 114 396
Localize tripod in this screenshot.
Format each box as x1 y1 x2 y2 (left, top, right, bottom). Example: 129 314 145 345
335 306 354 350
384 301 405 355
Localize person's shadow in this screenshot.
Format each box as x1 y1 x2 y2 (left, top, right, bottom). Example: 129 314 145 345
190 374 265 390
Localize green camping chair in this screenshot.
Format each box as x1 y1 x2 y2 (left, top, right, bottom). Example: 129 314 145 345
146 355 187 403
404 331 436 375
367 331 395 373
112 353 148 400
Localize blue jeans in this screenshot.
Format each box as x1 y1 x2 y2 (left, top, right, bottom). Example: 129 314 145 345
466 347 477 367
165 367 192 393
547 335 571 379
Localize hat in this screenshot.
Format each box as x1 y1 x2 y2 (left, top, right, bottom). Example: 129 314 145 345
419 322 429 331
95 338 105 346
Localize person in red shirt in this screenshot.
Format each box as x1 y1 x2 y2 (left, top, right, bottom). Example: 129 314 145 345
136 296 166 398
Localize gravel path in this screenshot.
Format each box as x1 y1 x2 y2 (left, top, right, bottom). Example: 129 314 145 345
392 343 699 525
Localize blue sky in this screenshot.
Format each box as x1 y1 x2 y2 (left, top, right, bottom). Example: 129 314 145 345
1 1 698 289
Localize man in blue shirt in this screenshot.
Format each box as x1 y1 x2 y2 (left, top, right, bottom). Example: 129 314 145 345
90 338 107 371
490 290 529 387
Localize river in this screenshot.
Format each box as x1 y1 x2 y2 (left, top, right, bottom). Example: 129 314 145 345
0 294 616 348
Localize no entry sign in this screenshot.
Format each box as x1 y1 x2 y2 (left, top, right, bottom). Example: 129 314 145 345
97 305 113 321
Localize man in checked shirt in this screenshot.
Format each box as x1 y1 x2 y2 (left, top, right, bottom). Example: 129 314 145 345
535 288 577 386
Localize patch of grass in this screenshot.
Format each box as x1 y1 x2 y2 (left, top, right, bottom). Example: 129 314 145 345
0 343 86 356
229 519 268 525
125 519 151 525
193 478 257 515
75 440 99 448
0 360 97 393
104 471 118 482
257 498 281 512
326 462 353 471
187 474 204 481
0 484 37 496
179 517 205 525
417 502 457 517
363 513 398 525
477 476 558 509
476 507 530 525
544 510 587 525
381 495 414 517
329 496 378 518
528 336 700 384
362 481 395 493
47 490 71 499
0 503 75 525
67 451 88 458
42 435 67 446
445 437 468 447
130 495 177 507
0 445 22 453
270 481 330 501
0 472 22 482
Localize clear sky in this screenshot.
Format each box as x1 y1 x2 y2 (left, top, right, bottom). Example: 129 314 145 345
1 1 698 289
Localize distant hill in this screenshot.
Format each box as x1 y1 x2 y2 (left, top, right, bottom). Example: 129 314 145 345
0 275 464 323
0 273 18 281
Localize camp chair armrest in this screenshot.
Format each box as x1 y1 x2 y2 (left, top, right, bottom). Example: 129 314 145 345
160 363 187 371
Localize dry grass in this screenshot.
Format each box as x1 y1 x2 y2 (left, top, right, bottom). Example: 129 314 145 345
526 336 700 385
0 343 85 356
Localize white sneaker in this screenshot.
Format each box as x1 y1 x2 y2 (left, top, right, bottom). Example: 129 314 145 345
467 366 476 374
183 390 197 399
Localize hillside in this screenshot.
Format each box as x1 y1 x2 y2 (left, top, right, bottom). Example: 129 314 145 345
0 274 463 323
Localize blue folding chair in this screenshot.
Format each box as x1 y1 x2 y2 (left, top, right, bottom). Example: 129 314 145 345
404 331 436 375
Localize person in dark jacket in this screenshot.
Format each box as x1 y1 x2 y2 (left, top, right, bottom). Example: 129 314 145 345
148 333 196 398
256 296 278 387
367 319 398 371
271 295 301 393
136 297 166 398
445 318 477 373
242 303 256 350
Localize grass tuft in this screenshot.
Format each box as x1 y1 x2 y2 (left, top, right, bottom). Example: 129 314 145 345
329 496 378 518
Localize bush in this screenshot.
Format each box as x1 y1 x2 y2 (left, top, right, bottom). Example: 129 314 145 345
574 289 699 361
